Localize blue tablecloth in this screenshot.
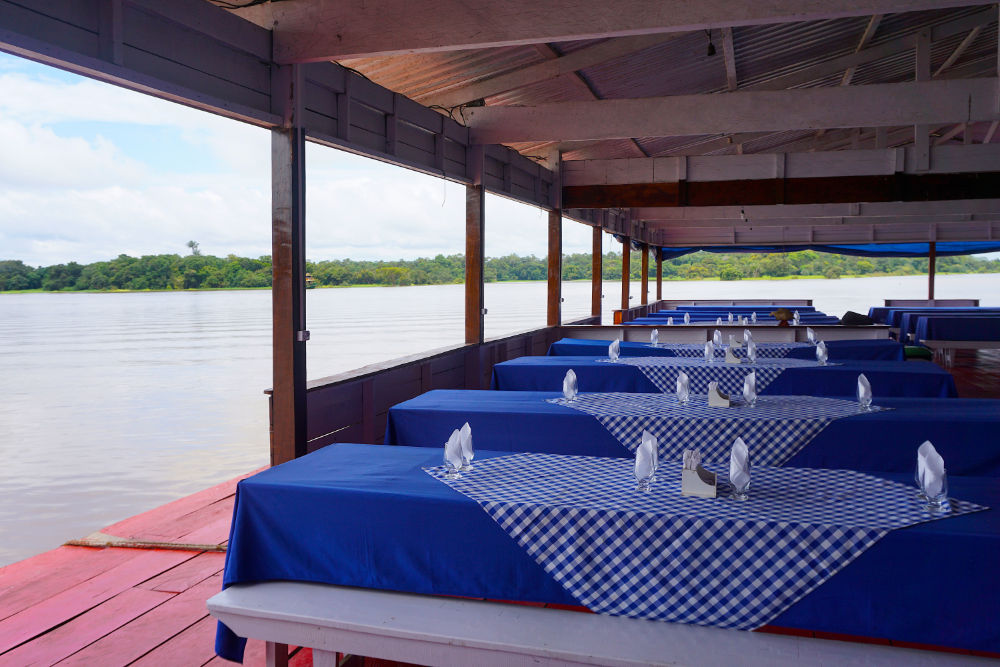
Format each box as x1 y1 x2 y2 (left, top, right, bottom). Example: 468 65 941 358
914 315 1000 343
547 337 904 361
672 305 818 312
885 307 1000 328
385 390 1000 476
217 443 1000 660
899 312 1000 341
491 356 958 398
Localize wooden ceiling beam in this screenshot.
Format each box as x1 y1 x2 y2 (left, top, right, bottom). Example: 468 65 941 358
230 0 998 62
563 171 1000 208
466 78 999 143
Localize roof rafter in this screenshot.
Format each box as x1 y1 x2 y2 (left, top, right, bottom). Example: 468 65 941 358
231 0 998 62
466 78 1000 144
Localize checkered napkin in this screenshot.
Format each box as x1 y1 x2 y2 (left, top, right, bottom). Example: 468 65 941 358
652 342 810 359
548 393 881 465
603 356 822 395
426 453 986 630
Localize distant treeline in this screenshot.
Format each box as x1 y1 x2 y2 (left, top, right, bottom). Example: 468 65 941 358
1 250 997 292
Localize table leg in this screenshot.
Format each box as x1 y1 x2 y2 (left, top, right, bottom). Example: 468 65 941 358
266 641 289 667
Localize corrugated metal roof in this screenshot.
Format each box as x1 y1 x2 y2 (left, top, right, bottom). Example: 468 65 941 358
341 6 999 159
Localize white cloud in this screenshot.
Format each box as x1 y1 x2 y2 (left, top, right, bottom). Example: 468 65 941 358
0 58 590 266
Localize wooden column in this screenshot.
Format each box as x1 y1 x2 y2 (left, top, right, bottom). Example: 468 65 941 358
928 241 937 300
640 243 649 305
465 182 485 345
656 251 663 301
547 210 562 326
621 237 631 311
591 226 602 318
270 64 308 468
270 126 308 466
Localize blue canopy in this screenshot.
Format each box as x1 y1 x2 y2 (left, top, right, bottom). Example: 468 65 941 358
658 242 1000 260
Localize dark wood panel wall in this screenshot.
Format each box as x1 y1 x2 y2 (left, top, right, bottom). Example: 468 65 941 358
292 327 566 453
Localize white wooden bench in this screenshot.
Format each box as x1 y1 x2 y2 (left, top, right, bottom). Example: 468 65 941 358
207 581 991 666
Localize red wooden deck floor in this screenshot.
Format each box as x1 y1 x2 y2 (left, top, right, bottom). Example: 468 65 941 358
1 353 997 666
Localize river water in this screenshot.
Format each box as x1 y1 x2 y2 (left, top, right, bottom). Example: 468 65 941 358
1 273 997 566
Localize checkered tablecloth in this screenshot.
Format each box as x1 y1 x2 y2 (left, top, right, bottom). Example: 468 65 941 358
547 393 881 465
426 453 986 630
601 356 824 395
653 342 811 359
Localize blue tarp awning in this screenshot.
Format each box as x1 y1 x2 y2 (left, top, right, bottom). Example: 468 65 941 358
658 242 1000 260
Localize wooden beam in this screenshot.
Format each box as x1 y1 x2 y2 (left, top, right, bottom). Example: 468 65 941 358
638 198 1000 221
270 64 308 467
592 225 603 318
842 14 882 85
935 26 983 77
721 27 737 91
233 0 997 62
564 171 1000 208
656 251 663 301
621 237 631 312
640 244 649 305
928 240 937 299
564 144 1000 186
547 210 562 326
465 148 486 345
466 78 999 143
426 33 676 108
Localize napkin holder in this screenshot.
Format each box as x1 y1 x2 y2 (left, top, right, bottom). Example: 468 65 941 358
682 466 717 498
708 382 731 407
724 346 742 364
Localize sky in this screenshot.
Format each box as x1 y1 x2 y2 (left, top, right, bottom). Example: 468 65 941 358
0 52 598 267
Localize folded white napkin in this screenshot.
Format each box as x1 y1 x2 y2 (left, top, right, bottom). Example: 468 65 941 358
641 429 658 472
807 327 816 344
857 373 872 407
634 429 658 484
746 339 757 363
650 328 659 345
751 311 757 324
707 381 729 406
793 310 801 325
727 312 734 323
740 316 748 325
917 440 946 500
667 316 674 326
815 340 828 365
704 340 714 362
459 421 474 468
676 371 690 403
682 449 701 471
562 369 578 400
730 437 751 492
713 329 722 346
743 328 752 345
609 338 621 362
444 429 464 473
742 371 757 405
683 312 690 324
716 316 722 325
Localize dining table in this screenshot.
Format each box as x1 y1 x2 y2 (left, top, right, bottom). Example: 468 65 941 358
490 356 959 398
547 337 905 361
215 443 999 661
385 390 1000 476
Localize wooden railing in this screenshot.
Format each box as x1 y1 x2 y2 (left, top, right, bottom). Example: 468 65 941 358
270 319 595 454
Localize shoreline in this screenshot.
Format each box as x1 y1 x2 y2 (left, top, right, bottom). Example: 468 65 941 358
2 270 998 294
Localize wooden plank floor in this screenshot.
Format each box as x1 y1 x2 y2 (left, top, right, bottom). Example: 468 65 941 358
1 353 997 666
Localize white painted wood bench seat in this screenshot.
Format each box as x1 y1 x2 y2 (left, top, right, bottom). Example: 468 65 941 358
207 581 990 666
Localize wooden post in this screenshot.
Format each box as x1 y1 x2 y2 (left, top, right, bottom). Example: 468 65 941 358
640 243 649 305
621 236 631 311
465 183 485 345
270 66 308 467
591 226 602 318
928 241 937 300
656 250 663 302
547 210 562 326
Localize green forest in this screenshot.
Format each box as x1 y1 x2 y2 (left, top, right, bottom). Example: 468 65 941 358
1 249 998 292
